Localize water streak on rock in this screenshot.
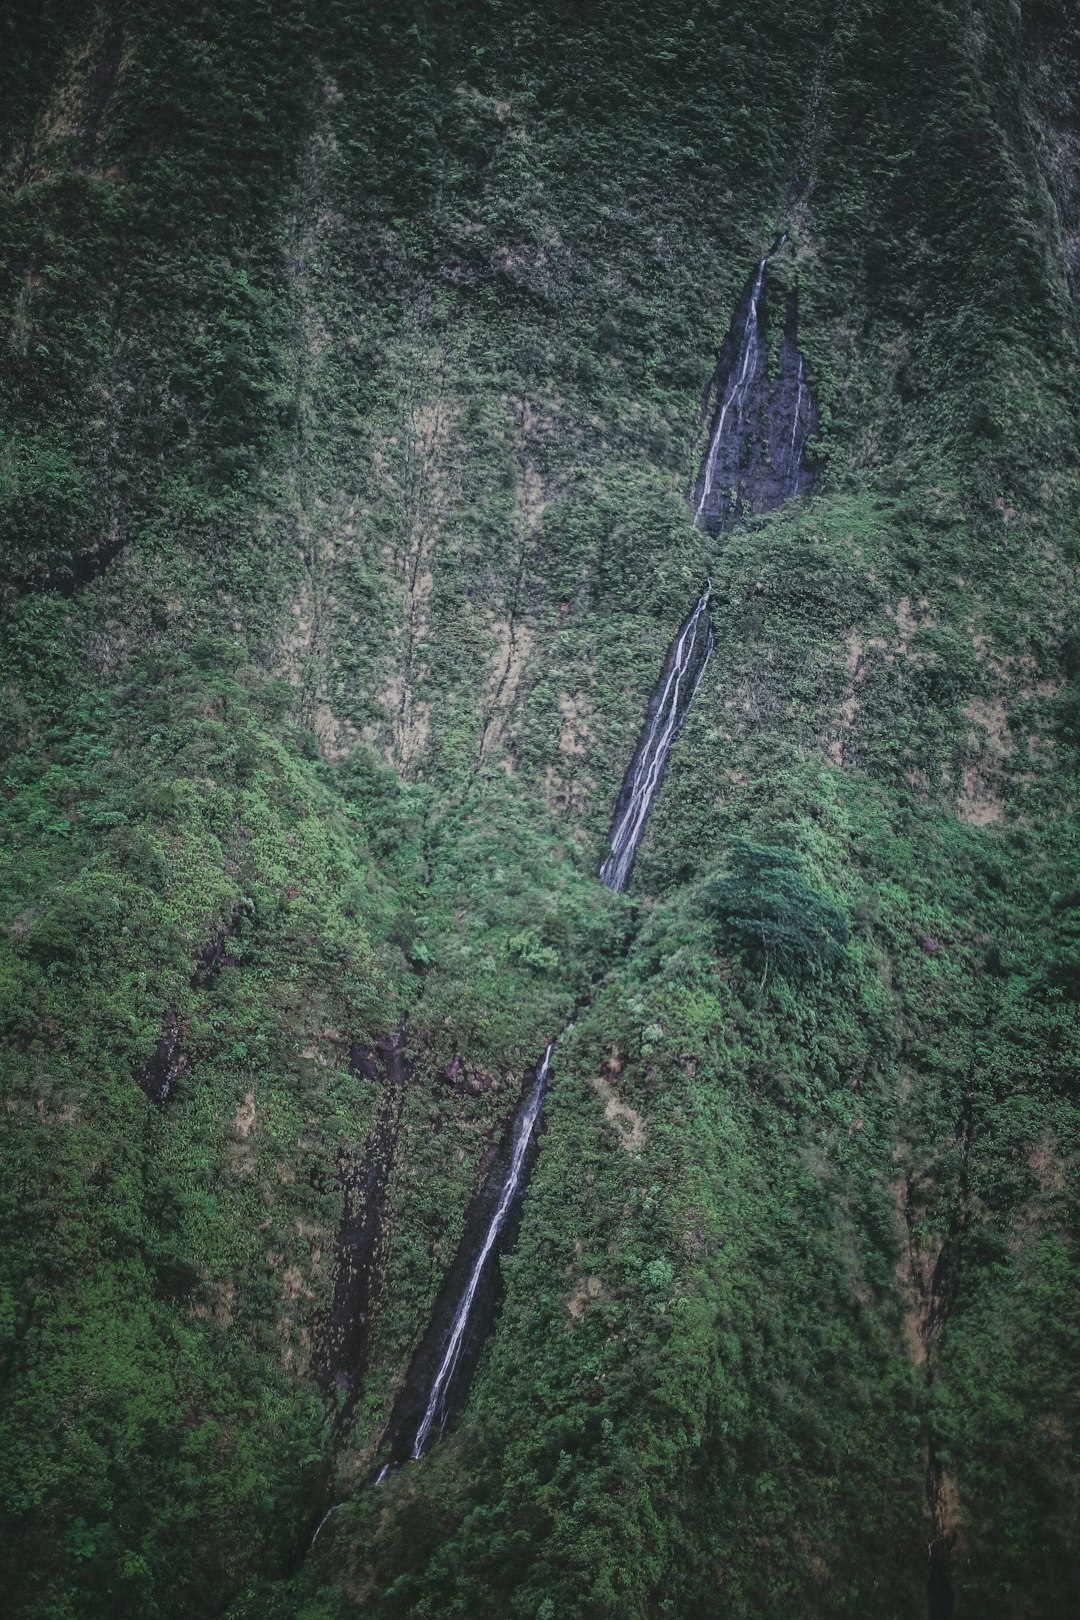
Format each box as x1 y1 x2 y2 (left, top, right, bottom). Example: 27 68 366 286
409 1043 553 1458
694 258 767 526
693 250 818 536
316 1032 408 1425
599 586 714 893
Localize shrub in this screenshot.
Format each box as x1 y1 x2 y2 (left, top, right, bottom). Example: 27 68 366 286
704 839 849 982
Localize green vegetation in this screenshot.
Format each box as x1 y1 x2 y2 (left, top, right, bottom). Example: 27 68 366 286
1 2 1078 1618
704 838 850 982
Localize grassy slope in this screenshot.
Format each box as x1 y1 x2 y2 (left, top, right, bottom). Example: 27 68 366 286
1 2 1078 1617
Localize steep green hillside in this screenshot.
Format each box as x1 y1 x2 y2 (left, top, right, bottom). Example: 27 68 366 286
1 3 1078 1618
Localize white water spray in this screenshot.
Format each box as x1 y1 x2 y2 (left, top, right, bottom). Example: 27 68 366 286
410 1044 554 1460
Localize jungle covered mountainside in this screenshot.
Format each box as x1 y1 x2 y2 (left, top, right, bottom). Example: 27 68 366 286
1 1 1079 1616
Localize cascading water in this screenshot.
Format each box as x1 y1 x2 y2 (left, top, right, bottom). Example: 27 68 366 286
694 258 767 528
409 1044 552 1458
361 243 820 1496
599 585 715 893
376 1043 556 1473
598 242 818 888
790 355 805 465
693 245 818 536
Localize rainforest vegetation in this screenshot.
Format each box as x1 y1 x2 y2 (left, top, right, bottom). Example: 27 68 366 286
1 1 1078 1617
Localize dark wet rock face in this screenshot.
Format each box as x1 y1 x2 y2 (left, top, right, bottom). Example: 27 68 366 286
77 5 124 168
377 1049 551 1471
317 1031 409 1425
347 1041 384 1084
926 1451 956 1620
135 1010 190 1104
693 260 819 537
191 925 240 991
438 1054 496 1096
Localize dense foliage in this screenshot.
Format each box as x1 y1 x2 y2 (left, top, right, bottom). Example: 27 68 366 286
1 2 1078 1618
704 838 850 981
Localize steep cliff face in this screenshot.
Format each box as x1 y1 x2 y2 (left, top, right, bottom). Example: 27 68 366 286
1 4 1079 1619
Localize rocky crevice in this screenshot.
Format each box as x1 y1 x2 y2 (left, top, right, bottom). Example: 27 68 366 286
74 3 124 173
135 907 248 1104
135 1009 190 1105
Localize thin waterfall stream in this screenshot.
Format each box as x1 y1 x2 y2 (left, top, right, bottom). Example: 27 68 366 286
599 584 715 893
311 241 819 1516
374 1042 561 1476
598 236 818 889
408 1043 553 1460
694 257 767 527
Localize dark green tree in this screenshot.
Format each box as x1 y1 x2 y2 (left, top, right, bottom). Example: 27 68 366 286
705 839 849 983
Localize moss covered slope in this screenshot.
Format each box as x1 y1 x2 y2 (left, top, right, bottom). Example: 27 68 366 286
1 3 1078 1617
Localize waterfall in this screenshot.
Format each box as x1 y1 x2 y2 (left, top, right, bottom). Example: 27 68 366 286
599 246 817 892
599 585 715 893
365 245 817 1496
408 1044 554 1460
309 1502 342 1548
694 248 818 536
790 354 805 460
694 258 767 526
